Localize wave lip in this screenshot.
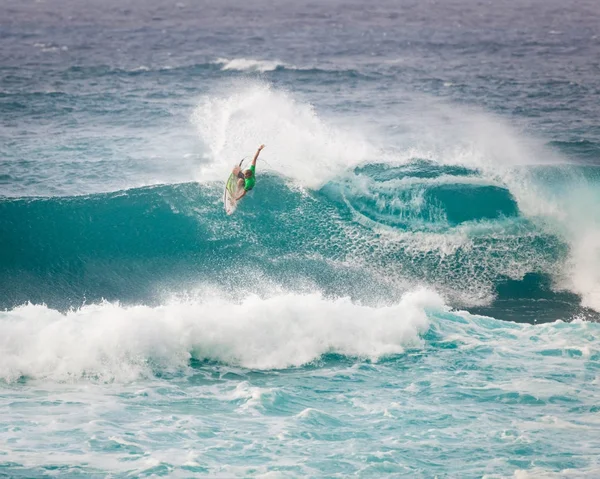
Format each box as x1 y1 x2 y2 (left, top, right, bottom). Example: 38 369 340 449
0 289 441 382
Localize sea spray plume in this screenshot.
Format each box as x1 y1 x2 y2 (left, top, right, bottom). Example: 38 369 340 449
0 289 441 382
551 180 600 310
191 80 373 188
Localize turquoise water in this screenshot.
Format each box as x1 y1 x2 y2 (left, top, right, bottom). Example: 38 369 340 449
2 0 600 477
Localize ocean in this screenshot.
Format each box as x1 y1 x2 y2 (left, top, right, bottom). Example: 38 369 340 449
1 0 600 477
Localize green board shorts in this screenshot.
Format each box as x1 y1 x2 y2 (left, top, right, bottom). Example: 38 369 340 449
244 165 256 191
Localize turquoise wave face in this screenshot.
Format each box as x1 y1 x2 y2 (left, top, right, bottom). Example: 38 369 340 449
1 160 588 322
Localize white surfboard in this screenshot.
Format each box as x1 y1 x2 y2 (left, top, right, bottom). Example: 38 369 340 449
224 160 244 215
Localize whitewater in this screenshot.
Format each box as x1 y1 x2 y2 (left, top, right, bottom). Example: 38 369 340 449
1 0 600 477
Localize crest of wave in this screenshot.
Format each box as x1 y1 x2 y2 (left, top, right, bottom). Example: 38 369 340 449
0 289 442 382
191 81 373 188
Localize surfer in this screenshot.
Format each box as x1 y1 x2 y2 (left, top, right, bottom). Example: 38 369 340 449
234 144 265 201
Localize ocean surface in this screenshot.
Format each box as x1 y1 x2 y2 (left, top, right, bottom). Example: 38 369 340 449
1 0 600 477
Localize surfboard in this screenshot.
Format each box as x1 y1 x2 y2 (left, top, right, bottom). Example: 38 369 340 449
224 160 244 215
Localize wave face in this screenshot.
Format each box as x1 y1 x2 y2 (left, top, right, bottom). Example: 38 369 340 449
1 160 597 322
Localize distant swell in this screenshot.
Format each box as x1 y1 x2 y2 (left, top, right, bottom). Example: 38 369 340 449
214 57 288 72
54 61 355 79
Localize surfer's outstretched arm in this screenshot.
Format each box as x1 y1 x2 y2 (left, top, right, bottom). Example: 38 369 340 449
236 189 247 201
251 144 265 166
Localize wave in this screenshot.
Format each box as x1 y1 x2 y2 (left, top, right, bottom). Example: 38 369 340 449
211 58 362 76
214 57 289 73
55 61 354 80
0 289 440 382
3 82 600 320
2 288 597 383
33 42 68 53
200 83 600 311
0 164 590 323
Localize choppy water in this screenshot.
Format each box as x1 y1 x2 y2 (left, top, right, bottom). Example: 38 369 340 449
1 0 600 477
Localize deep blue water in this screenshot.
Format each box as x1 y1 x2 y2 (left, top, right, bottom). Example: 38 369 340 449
1 0 600 477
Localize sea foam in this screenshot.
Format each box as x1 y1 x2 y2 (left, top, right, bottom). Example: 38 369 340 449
0 289 442 382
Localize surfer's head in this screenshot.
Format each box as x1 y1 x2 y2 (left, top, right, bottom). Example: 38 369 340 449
244 169 253 178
